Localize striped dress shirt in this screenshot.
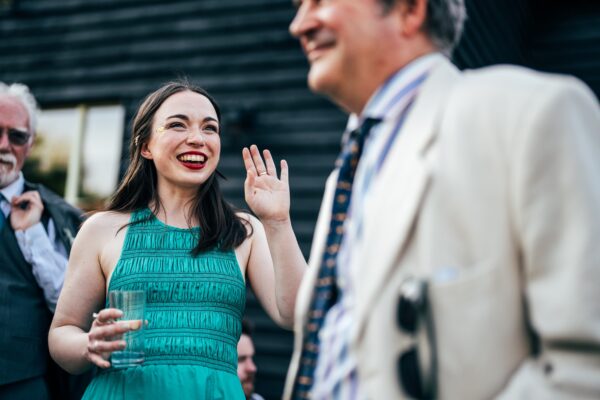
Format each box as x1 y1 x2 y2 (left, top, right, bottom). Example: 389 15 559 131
310 53 440 400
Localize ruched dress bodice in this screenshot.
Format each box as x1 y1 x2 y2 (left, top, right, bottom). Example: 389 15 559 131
82 209 246 399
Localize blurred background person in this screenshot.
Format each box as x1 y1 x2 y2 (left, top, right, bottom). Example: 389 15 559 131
238 319 266 400
0 82 92 399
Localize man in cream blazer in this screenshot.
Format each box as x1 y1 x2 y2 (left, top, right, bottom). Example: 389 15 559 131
289 57 600 398
244 0 600 398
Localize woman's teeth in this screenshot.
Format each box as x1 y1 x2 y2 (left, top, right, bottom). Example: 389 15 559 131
178 154 206 163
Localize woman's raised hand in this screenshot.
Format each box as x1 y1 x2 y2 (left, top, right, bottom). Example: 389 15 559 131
242 145 290 222
86 308 134 368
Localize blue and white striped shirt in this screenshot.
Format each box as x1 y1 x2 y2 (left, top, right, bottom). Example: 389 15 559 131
311 53 441 400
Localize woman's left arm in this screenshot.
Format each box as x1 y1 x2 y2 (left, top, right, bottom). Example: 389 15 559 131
241 145 307 329
243 214 306 329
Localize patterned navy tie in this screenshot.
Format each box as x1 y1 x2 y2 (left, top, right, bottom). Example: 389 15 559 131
292 117 380 399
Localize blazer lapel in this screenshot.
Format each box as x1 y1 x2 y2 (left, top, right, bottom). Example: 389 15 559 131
353 59 461 338
299 169 339 328
284 170 339 399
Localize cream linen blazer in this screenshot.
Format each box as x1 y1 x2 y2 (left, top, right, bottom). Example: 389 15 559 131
284 57 600 399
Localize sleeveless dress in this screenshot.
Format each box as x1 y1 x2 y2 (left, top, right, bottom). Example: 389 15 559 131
82 209 246 399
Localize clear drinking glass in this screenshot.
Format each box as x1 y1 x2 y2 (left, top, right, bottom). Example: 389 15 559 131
108 290 146 368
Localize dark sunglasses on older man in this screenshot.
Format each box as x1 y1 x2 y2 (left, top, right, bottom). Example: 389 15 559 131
1 127 32 146
397 277 436 400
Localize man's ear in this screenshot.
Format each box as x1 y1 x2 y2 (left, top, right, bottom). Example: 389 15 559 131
398 0 428 37
140 142 153 160
23 135 34 158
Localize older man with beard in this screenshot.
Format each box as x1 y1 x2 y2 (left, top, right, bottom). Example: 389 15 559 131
0 82 91 400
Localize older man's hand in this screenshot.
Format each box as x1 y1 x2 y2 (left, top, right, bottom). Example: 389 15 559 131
10 190 44 231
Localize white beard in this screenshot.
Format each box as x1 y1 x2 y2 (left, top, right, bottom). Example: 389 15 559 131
0 152 18 188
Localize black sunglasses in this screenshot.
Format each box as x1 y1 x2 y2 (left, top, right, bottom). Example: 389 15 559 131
1 127 32 146
397 278 436 399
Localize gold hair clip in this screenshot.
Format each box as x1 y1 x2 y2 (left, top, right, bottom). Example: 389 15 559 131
134 136 140 146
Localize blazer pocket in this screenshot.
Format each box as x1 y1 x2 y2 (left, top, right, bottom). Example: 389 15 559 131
428 262 530 399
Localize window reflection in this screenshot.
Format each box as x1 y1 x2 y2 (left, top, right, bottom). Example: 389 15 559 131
24 104 124 210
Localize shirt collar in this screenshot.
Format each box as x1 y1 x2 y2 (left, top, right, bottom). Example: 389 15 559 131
345 52 445 133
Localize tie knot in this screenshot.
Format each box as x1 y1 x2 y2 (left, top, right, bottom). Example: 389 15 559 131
349 117 380 146
360 117 381 135
345 117 380 158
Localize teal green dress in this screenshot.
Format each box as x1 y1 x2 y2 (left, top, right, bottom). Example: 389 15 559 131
82 209 246 399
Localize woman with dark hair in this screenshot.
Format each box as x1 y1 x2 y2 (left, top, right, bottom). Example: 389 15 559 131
48 82 305 399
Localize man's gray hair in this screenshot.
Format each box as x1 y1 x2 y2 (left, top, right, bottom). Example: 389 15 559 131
380 0 467 56
0 82 40 134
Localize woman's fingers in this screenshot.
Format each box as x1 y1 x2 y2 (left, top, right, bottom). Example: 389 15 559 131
87 308 144 369
89 338 127 354
243 145 283 179
263 149 277 176
94 308 123 325
87 352 112 369
280 159 289 185
87 320 132 367
242 147 255 176
91 321 135 339
249 145 268 176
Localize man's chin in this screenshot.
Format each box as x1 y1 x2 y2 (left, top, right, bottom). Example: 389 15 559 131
0 168 18 188
307 60 338 94
242 382 254 398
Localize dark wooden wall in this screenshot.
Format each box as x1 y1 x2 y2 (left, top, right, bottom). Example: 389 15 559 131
454 0 531 67
454 0 600 99
1 0 597 398
526 0 600 98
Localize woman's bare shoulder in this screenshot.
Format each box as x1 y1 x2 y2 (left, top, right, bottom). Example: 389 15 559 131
80 210 133 237
235 211 264 236
235 211 260 225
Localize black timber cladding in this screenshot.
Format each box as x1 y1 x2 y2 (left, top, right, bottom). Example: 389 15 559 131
1 0 598 398
526 0 600 99
453 0 600 99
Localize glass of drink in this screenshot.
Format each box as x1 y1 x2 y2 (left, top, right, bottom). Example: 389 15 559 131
108 290 146 368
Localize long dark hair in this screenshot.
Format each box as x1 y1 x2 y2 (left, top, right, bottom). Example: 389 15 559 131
107 81 249 254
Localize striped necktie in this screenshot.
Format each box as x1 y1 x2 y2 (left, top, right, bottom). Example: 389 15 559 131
292 117 380 399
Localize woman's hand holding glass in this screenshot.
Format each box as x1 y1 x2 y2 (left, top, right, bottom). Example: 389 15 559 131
86 308 135 369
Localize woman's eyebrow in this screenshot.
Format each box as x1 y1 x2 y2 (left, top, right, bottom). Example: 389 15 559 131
166 114 190 121
166 115 218 124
